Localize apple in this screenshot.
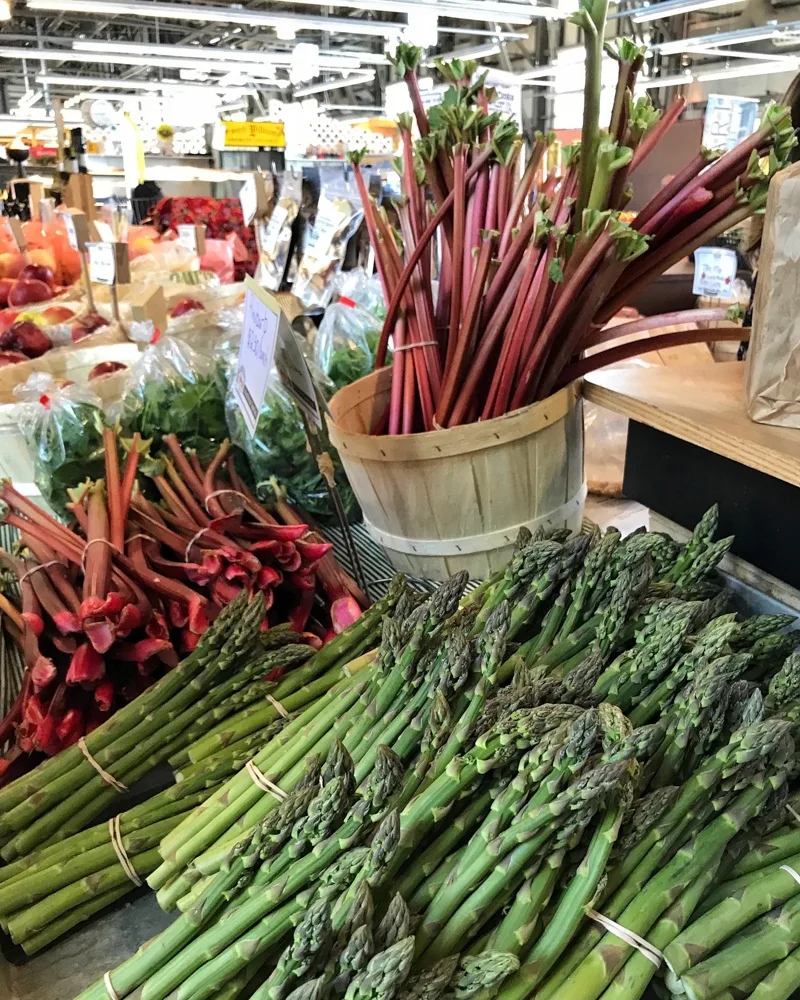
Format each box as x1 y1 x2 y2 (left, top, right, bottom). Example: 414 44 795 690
89 361 127 380
8 279 52 308
18 263 55 289
39 306 75 325
170 298 205 318
0 310 19 334
1 321 52 358
71 312 109 343
0 351 28 367
0 253 24 280
0 278 14 309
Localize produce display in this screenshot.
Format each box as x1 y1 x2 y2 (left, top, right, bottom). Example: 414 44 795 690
0 411 367 781
350 39 794 433
0 503 793 999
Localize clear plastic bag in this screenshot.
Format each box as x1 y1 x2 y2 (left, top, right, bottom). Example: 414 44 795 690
331 267 386 320
292 172 363 311
117 335 227 461
257 170 302 292
221 337 359 522
15 373 106 516
313 297 376 392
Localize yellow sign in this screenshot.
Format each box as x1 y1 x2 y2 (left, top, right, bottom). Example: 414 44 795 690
222 120 285 149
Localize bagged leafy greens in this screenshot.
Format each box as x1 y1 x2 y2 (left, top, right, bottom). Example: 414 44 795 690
117 335 227 462
313 296 376 392
15 373 106 517
218 334 360 523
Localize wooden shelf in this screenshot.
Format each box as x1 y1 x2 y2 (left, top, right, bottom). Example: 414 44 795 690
583 361 800 490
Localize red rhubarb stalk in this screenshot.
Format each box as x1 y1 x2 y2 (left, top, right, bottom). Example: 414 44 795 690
497 134 546 259
103 427 124 553
584 307 735 349
629 96 685 171
445 145 467 374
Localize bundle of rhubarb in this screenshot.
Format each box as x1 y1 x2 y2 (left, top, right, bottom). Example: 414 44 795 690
72 508 800 1000
349 27 797 433
0 427 365 779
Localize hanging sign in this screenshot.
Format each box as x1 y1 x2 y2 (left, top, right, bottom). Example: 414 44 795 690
693 246 738 298
222 120 285 149
233 278 281 436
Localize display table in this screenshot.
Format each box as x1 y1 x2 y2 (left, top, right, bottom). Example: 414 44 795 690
583 361 800 594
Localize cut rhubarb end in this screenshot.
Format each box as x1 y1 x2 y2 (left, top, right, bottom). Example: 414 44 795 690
115 637 173 662
187 595 210 636
22 611 45 638
211 577 243 606
331 595 363 634
85 619 116 654
66 643 105 686
53 610 82 635
31 656 58 689
56 707 83 748
256 565 282 589
116 603 142 638
34 715 61 755
94 680 115 712
165 602 188 630
296 539 334 563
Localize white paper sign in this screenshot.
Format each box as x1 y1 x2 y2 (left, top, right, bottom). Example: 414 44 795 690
177 224 199 253
233 279 280 436
702 95 759 154
306 207 340 259
275 324 322 429
693 246 738 298
87 242 117 285
63 214 79 251
239 175 258 226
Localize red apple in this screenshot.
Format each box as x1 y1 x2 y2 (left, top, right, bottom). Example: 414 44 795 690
0 350 28 367
1 321 52 358
89 361 127 380
39 305 75 325
0 253 24 280
71 312 110 343
0 278 14 309
170 298 205 318
8 279 52 308
0 310 19 334
18 263 56 289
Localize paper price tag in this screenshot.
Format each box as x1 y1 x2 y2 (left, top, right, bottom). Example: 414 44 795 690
233 278 281 436
177 224 206 256
63 214 79 251
61 210 90 252
693 247 738 298
87 242 117 285
240 175 258 226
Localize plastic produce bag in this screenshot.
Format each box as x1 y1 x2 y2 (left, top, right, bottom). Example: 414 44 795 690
292 172 363 311
313 297 376 392
220 336 359 522
15 373 106 516
257 170 302 292
332 267 386 321
117 335 227 460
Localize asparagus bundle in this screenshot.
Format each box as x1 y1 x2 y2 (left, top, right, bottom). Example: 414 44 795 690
0 592 316 861
350 31 797 433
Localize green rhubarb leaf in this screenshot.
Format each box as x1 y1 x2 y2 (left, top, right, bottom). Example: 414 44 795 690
549 258 565 284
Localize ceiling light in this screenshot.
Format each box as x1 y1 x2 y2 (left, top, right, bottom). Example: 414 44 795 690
610 0 744 23
638 71 694 87
36 73 254 95
654 21 800 53
0 1 11 20
264 0 537 22
687 45 792 61
696 58 798 81
516 64 557 79
423 42 502 65
72 39 361 70
293 70 376 97
275 23 296 41
27 0 408 37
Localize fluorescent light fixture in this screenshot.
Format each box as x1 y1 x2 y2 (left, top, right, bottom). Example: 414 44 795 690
610 0 744 23
696 58 798 81
441 26 530 39
72 39 362 71
293 70 376 97
638 71 694 87
36 73 254 95
0 0 10 20
0 113 82 128
654 21 800 53
687 45 793 60
516 64 557 79
264 0 535 23
323 104 385 111
519 79 556 87
27 0 405 38
423 43 502 66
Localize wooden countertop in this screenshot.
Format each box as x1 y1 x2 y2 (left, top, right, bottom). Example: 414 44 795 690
583 362 800 490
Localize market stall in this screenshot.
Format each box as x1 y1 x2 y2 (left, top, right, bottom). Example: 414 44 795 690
3 3 800 1000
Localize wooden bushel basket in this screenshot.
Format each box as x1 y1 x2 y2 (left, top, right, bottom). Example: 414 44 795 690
327 369 586 581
